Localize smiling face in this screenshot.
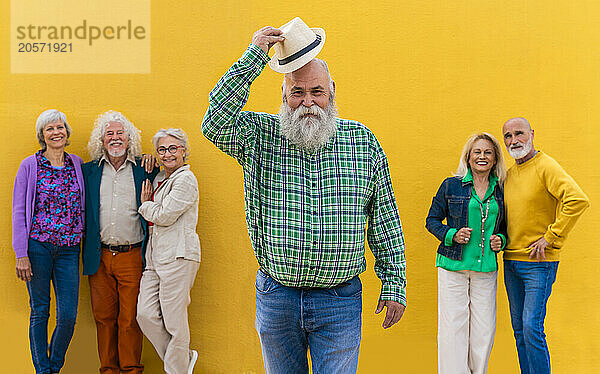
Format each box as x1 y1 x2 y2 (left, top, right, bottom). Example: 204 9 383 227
157 135 185 173
278 59 339 152
42 121 68 151
103 121 129 158
468 138 496 176
284 59 333 112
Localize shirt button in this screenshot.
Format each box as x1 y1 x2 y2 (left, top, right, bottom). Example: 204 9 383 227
313 241 317 246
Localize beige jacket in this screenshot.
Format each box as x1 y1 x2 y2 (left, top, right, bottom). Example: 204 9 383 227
139 165 201 265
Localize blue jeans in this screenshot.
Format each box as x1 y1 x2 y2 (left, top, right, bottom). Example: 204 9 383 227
255 270 362 374
503 260 559 374
26 239 80 374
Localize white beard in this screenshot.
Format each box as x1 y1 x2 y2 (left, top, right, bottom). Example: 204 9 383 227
508 137 533 159
106 140 127 158
107 149 126 157
278 101 338 152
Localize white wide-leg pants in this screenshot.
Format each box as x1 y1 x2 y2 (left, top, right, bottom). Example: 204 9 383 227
437 267 497 374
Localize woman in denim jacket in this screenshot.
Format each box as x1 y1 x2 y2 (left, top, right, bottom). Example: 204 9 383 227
426 133 507 374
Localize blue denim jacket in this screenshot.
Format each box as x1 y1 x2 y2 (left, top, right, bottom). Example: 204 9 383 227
425 176 507 261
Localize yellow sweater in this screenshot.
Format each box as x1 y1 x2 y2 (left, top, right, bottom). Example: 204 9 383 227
503 151 590 261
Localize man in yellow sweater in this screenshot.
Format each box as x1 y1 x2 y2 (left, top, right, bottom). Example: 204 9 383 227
502 117 589 374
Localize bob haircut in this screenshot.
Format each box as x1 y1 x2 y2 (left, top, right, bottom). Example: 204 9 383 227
152 128 190 161
454 132 507 184
35 109 72 151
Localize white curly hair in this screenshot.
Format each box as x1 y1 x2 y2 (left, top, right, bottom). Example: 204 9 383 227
87 110 142 161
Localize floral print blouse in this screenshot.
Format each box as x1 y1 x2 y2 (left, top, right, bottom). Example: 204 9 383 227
29 151 83 246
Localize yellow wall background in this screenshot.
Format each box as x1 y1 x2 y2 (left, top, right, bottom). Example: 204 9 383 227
2 1 599 372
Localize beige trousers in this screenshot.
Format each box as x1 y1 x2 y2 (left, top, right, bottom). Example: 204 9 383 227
137 235 199 374
437 267 497 374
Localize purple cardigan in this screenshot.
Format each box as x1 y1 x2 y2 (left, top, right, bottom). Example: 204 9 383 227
12 153 85 258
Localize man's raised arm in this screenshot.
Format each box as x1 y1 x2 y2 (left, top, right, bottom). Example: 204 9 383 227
201 27 283 163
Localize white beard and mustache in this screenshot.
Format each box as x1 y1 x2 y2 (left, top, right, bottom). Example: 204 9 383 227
278 100 338 152
508 137 533 159
106 140 127 158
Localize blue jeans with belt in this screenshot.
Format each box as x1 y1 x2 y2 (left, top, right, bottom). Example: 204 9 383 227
26 239 80 374
503 260 559 374
254 269 362 374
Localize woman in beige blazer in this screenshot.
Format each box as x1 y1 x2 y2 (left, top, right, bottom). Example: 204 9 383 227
136 128 200 374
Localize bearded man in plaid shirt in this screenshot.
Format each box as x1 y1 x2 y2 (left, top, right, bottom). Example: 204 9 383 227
201 25 407 374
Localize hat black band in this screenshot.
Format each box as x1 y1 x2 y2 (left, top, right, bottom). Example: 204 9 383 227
278 34 322 66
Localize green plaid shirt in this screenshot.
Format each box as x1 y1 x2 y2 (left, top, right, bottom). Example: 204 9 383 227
202 44 406 304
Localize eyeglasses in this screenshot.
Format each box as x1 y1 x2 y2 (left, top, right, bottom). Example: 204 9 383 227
156 145 185 155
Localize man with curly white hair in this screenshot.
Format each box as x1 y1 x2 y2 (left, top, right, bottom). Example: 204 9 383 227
82 110 157 374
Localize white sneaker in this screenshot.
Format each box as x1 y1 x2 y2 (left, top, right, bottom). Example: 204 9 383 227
188 349 198 374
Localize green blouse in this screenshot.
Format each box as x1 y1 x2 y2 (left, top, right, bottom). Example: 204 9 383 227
435 170 505 272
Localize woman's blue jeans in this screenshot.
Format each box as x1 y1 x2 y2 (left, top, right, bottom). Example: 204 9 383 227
26 239 80 374
503 260 559 374
255 270 362 374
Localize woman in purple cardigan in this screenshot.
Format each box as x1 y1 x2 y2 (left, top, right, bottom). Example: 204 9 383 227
12 109 85 374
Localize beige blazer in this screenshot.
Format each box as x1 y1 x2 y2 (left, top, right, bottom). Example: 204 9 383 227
138 165 201 265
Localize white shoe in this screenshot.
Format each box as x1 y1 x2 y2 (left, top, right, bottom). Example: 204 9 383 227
188 349 198 374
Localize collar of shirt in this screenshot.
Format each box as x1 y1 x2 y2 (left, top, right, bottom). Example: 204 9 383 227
462 168 499 184
462 168 498 201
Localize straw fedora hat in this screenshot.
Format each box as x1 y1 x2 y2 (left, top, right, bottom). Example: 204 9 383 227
268 17 326 74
